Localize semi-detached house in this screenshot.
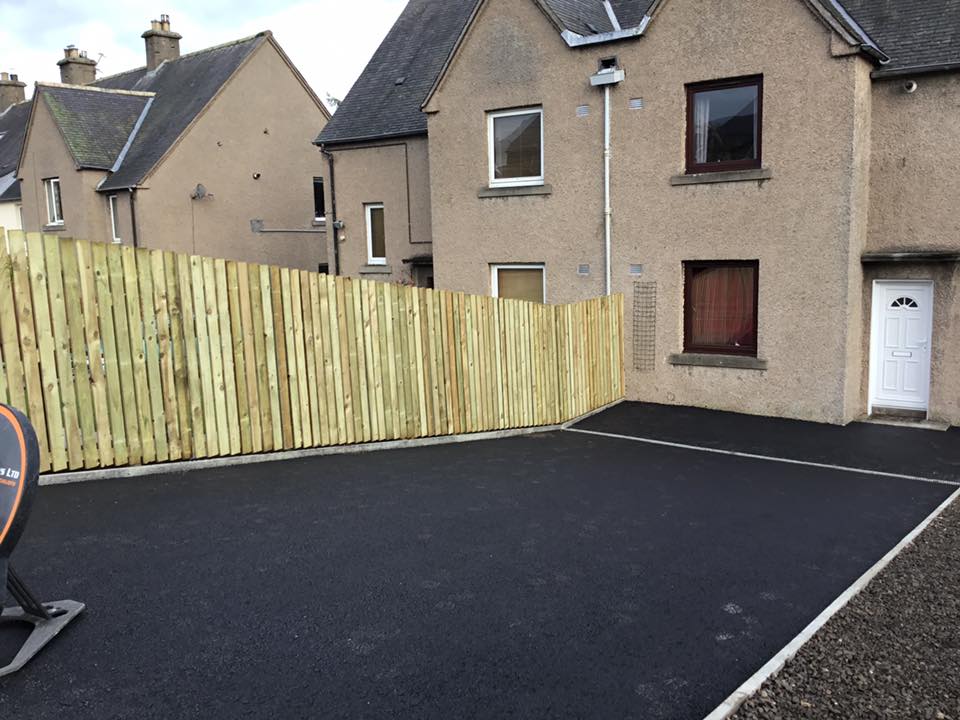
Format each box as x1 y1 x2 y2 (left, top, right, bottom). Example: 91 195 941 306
317 0 960 427
3 16 330 271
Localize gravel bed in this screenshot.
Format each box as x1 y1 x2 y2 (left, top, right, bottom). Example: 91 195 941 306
732 492 960 720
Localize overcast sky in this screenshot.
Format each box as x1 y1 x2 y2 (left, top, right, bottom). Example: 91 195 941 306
0 0 405 109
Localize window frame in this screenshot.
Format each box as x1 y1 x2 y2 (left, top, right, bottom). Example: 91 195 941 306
44 177 63 225
487 107 544 188
685 75 763 175
313 176 326 221
682 259 759 357
108 194 121 243
490 263 546 304
365 202 386 265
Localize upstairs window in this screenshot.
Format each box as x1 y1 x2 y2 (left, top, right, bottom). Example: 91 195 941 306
44 177 63 225
686 76 762 174
365 203 386 265
313 177 326 221
683 260 758 356
108 194 121 243
488 108 543 187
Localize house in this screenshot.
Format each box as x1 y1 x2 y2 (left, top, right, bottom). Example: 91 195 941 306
12 17 330 271
0 73 29 231
320 0 960 428
313 0 476 287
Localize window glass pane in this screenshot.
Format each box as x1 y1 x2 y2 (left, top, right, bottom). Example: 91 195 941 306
110 196 120 239
497 268 544 303
692 84 758 165
52 180 63 222
687 264 756 352
313 177 325 218
493 112 541 180
369 206 385 259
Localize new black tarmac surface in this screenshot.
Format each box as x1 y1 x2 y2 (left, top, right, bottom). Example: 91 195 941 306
1 407 955 719
574 401 960 482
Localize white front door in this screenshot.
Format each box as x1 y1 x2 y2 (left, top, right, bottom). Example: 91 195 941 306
869 281 934 412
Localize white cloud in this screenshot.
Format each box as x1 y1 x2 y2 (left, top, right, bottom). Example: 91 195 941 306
0 0 405 108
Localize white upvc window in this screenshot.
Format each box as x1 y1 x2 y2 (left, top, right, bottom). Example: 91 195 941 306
487 107 544 188
44 177 63 225
490 263 546 304
365 203 386 265
108 194 121 243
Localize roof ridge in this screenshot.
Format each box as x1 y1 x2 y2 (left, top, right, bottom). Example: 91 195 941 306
95 30 271 85
37 82 155 97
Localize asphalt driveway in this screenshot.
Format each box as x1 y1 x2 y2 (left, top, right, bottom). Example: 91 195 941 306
1 403 955 719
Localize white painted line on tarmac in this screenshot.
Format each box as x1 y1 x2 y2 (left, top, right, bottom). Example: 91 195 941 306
563 427 960 487
701 485 960 720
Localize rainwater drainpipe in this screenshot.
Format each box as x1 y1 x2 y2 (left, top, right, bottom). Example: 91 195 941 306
320 145 341 276
590 60 625 296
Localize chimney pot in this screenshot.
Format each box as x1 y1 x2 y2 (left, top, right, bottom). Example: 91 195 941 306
142 15 182 71
57 45 97 84
0 70 27 112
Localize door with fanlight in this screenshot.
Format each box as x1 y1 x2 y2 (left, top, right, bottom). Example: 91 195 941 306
869 281 934 413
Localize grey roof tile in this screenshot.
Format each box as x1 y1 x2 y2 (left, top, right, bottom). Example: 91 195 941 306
95 34 266 190
40 86 151 170
317 0 479 145
841 0 960 71
0 101 31 201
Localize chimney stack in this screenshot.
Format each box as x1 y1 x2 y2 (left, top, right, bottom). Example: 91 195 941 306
0 72 27 113
142 14 182 71
57 46 97 85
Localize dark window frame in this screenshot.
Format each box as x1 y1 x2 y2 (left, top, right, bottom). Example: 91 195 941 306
683 260 759 357
685 75 763 175
313 176 326 220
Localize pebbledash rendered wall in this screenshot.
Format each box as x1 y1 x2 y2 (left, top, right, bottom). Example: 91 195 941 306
425 0 959 426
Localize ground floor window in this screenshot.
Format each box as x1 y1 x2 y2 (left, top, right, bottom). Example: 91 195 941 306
491 263 545 303
365 203 386 265
683 260 758 356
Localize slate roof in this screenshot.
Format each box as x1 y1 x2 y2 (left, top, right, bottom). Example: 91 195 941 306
40 86 152 170
316 0 478 145
94 33 266 190
0 101 31 202
318 0 960 146
842 0 960 73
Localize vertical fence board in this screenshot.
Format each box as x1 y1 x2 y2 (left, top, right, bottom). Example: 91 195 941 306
137 249 169 463
6 234 623 475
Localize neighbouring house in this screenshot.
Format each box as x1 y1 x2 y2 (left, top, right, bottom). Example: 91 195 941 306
0 73 29 231
313 0 476 287
12 16 331 271
322 0 960 428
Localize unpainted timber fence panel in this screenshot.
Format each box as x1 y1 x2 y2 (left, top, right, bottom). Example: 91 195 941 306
0 229 624 473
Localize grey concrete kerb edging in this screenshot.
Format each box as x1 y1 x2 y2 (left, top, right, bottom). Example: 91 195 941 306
702 486 960 720
39 399 624 487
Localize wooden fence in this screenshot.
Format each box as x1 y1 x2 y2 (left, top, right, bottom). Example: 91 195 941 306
0 230 624 473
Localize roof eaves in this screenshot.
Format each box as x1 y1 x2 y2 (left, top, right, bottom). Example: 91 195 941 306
871 61 960 79
315 128 428 148
560 15 649 46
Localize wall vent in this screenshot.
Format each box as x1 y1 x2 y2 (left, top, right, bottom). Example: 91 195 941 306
629 263 644 275
629 97 644 110
633 281 657 372
577 263 590 276
576 105 590 118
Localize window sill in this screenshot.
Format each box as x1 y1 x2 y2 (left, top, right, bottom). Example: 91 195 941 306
43 224 66 232
668 353 768 370
312 218 326 228
478 184 552 199
670 167 772 186
360 264 392 275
